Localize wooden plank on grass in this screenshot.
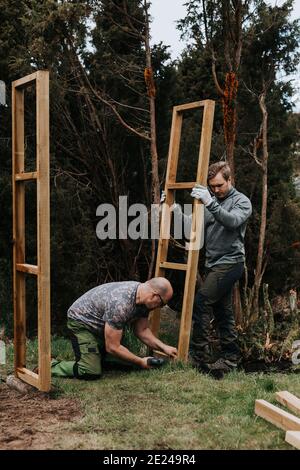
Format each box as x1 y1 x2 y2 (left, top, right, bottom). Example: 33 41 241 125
275 391 300 416
255 399 300 431
285 431 300 450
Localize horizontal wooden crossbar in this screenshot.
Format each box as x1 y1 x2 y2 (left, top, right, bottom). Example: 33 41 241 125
174 101 206 112
166 182 196 190
16 367 39 388
159 262 187 271
16 263 38 275
12 72 38 89
15 172 38 181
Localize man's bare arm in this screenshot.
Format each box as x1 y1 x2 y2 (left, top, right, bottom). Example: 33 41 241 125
104 322 151 368
134 318 178 358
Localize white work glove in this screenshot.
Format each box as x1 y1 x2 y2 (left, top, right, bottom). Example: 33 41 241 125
160 190 166 203
160 190 180 212
191 185 212 206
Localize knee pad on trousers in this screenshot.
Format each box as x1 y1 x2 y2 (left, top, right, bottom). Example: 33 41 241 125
73 362 102 380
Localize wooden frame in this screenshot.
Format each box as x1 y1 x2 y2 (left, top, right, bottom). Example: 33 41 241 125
150 100 215 361
12 71 51 392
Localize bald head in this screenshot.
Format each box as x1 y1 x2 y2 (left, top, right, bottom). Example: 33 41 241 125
146 277 173 304
136 277 173 309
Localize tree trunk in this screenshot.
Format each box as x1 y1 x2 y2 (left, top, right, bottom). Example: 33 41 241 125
144 0 160 279
252 91 268 318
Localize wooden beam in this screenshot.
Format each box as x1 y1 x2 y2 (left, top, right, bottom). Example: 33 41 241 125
16 367 39 388
285 431 300 450
153 350 169 359
12 85 26 372
36 71 51 392
255 399 300 431
12 72 38 89
159 262 187 271
166 182 196 190
275 391 300 415
166 107 183 184
196 100 215 186
174 101 206 112
15 171 38 181
16 263 38 275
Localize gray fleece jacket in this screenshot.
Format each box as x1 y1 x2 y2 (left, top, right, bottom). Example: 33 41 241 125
204 187 252 267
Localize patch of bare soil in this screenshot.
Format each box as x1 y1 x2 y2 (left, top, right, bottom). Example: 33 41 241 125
0 383 81 450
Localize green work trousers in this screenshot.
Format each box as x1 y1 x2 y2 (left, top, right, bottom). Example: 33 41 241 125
51 319 104 380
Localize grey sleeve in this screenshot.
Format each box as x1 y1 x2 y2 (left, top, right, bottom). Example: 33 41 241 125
207 197 252 230
173 203 204 248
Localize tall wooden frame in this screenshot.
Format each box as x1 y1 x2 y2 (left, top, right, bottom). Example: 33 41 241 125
150 100 215 362
12 71 51 392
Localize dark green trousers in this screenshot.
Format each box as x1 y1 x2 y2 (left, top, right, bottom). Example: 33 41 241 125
190 263 244 361
51 319 104 380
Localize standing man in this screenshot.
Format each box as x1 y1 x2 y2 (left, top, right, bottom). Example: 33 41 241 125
51 277 177 380
190 162 252 374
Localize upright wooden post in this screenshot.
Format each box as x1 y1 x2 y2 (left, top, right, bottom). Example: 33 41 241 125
12 86 26 371
150 100 215 362
12 71 51 392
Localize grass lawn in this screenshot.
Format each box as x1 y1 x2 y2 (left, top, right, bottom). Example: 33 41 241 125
1 337 300 450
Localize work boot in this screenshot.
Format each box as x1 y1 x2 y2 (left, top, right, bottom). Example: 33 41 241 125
189 344 212 368
207 357 237 379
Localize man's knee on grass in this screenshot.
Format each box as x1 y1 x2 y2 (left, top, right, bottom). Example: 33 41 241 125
74 342 103 380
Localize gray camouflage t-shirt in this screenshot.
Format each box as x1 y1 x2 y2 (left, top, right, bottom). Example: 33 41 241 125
67 281 149 334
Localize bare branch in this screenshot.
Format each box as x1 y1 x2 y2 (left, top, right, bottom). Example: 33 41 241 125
212 51 225 97
75 48 151 141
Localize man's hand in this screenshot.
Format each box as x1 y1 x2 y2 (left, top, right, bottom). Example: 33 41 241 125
160 190 181 214
134 318 178 360
161 345 178 359
191 185 212 206
140 357 154 369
